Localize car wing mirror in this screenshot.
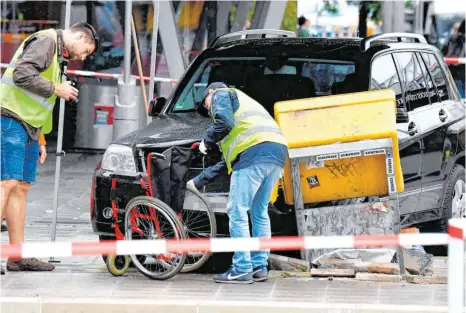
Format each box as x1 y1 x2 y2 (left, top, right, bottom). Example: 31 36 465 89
149 97 166 117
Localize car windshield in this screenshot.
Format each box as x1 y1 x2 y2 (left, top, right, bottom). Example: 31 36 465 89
171 57 357 116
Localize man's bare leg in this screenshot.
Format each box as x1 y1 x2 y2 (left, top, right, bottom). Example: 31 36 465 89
4 181 55 271
4 181 29 244
1 180 19 222
1 180 18 274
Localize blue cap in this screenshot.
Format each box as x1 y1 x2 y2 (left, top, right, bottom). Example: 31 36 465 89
202 82 228 103
197 82 227 117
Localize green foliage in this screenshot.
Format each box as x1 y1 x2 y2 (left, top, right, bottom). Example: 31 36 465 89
281 0 297 31
322 0 340 14
229 0 296 32
248 1 256 21
368 2 382 23
230 1 257 25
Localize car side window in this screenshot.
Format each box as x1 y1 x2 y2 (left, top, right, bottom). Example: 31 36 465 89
370 54 404 110
415 52 440 104
420 52 450 102
394 52 431 111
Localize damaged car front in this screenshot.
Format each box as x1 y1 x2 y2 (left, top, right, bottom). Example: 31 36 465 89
90 38 366 241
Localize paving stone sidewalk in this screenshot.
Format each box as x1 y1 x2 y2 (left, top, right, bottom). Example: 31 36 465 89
0 152 462 312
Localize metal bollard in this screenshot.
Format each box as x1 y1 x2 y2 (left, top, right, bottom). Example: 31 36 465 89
113 75 141 141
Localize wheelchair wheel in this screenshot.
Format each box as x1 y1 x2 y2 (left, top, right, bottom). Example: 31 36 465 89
100 236 146 267
180 185 217 273
106 254 130 276
124 196 187 280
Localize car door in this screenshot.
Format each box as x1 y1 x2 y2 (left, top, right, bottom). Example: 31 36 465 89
414 51 465 216
370 53 422 218
392 51 444 219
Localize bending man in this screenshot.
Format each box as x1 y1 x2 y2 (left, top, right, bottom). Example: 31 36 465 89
188 82 288 284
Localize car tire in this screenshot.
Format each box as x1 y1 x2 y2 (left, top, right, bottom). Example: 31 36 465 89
439 164 465 232
425 164 465 256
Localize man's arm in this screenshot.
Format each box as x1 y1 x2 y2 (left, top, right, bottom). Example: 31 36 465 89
192 159 227 189
13 35 56 98
203 90 234 149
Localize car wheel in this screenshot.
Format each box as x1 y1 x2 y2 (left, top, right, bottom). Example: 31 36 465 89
440 164 465 232
425 164 465 256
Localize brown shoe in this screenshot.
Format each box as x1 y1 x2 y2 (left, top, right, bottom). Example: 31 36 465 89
7 258 55 271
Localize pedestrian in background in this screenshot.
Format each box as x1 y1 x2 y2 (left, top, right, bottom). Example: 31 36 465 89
187 83 288 284
297 15 311 37
0 22 99 274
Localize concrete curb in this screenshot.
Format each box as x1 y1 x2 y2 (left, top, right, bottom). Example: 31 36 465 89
0 297 461 313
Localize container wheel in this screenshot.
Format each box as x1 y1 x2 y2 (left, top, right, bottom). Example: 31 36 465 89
106 254 130 276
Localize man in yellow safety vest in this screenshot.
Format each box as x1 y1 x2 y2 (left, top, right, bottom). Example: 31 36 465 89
0 22 98 274
187 82 288 284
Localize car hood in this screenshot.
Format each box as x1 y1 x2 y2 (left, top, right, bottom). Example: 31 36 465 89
113 113 211 148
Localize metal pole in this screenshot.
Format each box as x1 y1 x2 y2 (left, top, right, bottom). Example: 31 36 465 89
113 0 139 141
124 0 132 84
148 0 160 115
11 2 16 20
50 0 72 258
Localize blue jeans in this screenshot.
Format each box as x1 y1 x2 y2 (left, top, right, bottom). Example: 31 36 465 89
1 116 39 183
227 162 283 273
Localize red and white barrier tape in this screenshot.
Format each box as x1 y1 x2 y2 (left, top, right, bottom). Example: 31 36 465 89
0 63 178 84
0 219 464 310
0 233 449 259
444 57 466 65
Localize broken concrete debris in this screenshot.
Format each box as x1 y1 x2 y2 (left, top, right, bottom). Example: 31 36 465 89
368 263 400 275
406 275 447 285
356 273 402 283
269 270 312 279
269 254 310 272
316 258 363 269
311 268 355 277
269 250 443 285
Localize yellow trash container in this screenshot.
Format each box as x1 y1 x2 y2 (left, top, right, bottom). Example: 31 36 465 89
274 89 404 205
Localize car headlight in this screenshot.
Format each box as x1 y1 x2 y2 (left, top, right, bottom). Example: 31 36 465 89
102 144 136 173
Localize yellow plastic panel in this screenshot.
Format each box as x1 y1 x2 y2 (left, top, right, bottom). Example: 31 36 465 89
274 89 404 205
268 180 279 204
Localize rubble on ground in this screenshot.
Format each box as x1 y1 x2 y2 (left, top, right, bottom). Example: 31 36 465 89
269 245 445 285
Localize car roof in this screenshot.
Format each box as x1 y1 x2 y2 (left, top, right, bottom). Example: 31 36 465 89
205 36 438 62
210 37 367 59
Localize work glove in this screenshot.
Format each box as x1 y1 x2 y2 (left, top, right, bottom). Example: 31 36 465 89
186 179 200 193
198 140 208 155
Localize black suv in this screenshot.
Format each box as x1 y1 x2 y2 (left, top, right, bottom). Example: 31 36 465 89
91 30 465 240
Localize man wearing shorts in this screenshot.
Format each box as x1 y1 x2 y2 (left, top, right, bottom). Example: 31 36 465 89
0 22 98 273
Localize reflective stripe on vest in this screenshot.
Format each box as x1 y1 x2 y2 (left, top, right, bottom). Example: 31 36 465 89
225 125 285 162
213 88 288 173
1 76 54 111
0 28 60 133
233 110 272 124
